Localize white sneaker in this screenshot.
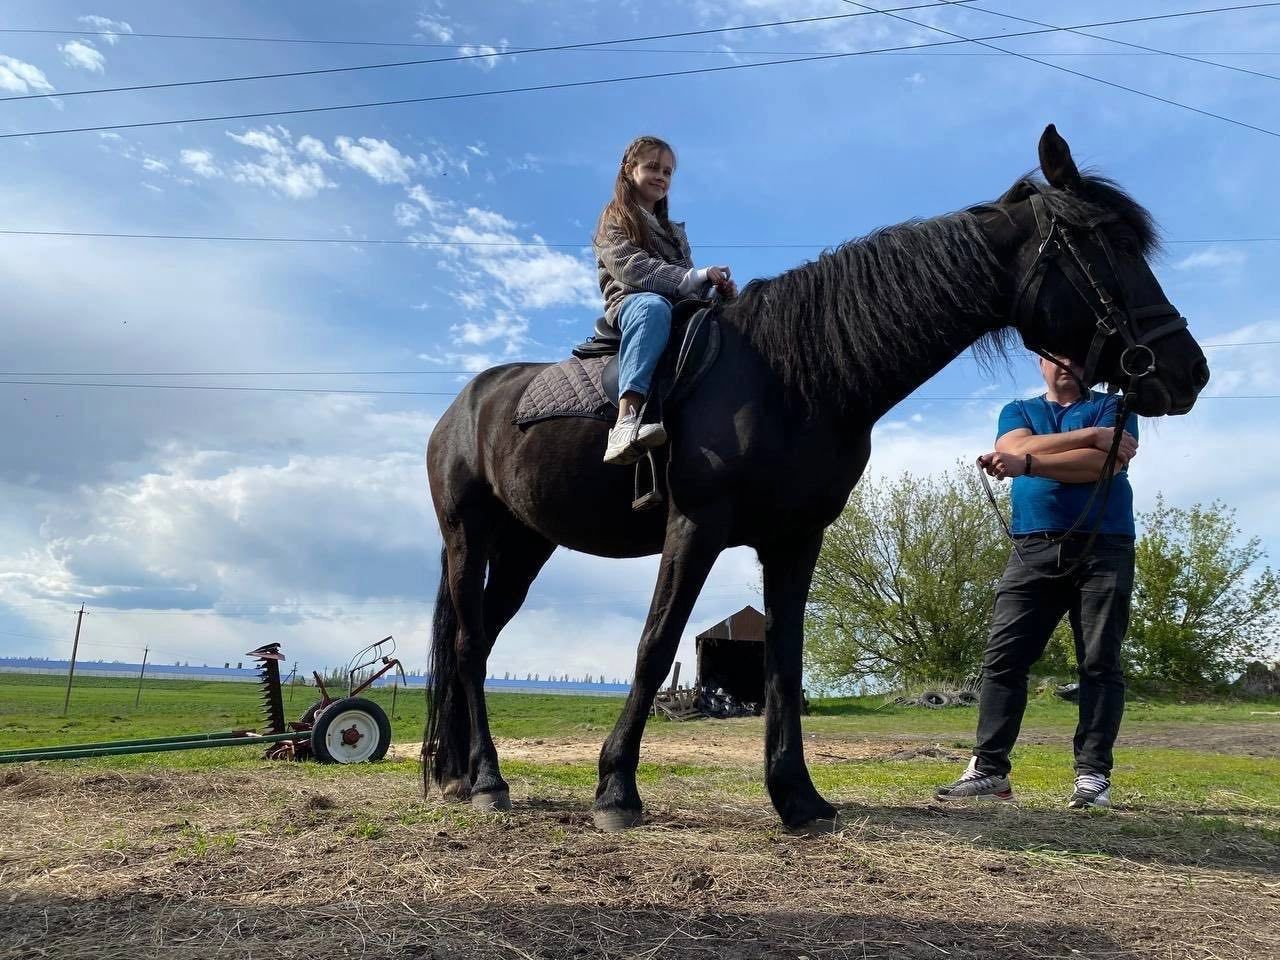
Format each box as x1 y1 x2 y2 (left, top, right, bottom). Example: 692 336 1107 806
934 756 1014 802
1068 772 1112 809
603 412 667 465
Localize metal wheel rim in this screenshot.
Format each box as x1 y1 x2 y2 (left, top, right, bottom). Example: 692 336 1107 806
323 708 381 763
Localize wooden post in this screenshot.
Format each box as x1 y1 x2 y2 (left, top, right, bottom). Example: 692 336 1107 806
669 660 681 692
288 661 299 703
61 604 85 716
134 646 149 707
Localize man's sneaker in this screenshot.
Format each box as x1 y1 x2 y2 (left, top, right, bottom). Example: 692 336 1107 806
934 757 1014 802
603 412 667 465
1068 772 1112 809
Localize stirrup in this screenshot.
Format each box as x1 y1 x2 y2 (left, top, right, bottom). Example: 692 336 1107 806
632 449 664 512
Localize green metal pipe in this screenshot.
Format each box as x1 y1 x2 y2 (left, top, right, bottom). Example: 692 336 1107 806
0 731 307 764
0 730 246 758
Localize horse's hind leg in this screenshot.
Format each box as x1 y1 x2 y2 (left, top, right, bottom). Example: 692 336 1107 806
465 522 555 808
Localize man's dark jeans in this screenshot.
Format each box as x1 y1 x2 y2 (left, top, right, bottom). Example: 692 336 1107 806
974 533 1135 779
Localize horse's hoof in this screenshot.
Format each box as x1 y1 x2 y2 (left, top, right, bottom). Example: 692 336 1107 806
439 778 471 803
471 789 511 812
787 813 843 836
593 807 643 832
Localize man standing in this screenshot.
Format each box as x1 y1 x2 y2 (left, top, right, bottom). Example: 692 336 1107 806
936 355 1138 809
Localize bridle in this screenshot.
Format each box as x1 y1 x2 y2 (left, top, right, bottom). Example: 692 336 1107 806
1011 190 1187 394
980 189 1189 573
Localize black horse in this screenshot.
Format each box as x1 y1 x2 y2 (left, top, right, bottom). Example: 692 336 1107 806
423 125 1209 832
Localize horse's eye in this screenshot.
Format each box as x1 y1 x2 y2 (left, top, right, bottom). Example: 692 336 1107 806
1113 236 1139 256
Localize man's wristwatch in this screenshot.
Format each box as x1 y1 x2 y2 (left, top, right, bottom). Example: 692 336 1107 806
1025 453 1034 476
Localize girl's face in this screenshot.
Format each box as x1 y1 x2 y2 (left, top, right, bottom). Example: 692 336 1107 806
629 148 675 211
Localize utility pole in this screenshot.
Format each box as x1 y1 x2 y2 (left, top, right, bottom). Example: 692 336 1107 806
134 646 149 707
288 661 299 703
61 604 85 716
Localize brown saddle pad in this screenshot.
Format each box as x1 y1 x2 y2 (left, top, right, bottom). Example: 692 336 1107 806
513 356 614 426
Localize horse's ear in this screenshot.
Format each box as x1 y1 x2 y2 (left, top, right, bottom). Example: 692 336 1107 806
1038 123 1082 192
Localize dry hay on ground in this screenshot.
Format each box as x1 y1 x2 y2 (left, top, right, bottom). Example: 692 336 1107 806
2 752 1278 960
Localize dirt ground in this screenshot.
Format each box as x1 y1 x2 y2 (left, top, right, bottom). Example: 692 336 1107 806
382 719 1280 767
3 727 1279 960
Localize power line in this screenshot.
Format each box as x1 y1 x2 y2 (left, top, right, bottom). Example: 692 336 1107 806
960 1 1280 86
3 341 1272 380
0 379 458 398
0 0 987 103
0 378 1274 402
837 0 1280 139
5 4 1275 140
1 23 1275 56
0 3 970 55
2 228 1279 248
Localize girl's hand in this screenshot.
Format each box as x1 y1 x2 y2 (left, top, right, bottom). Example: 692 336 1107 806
706 266 736 299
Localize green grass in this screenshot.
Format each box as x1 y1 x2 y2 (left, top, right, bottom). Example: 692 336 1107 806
3 673 1279 810
0 673 628 751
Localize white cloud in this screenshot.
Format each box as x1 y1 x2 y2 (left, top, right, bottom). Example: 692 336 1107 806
459 42 509 71
417 15 455 42
466 143 488 157
296 135 335 162
226 126 335 199
334 136 417 184
1173 246 1247 272
141 158 168 173
0 55 54 95
407 183 449 216
59 40 105 73
180 148 222 178
77 15 133 44
905 72 926 86
451 311 528 348
465 207 515 232
394 202 422 227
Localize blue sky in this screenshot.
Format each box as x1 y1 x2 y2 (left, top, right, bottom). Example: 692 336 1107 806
2 0 1279 679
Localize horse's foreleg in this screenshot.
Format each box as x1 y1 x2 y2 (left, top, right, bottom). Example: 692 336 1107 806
592 505 729 831
760 532 839 830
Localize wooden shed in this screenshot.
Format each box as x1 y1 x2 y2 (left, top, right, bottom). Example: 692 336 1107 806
695 605 766 704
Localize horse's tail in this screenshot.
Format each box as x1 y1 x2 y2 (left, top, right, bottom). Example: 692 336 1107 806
422 546 467 795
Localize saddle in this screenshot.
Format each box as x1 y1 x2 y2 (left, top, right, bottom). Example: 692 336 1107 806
513 298 721 511
572 298 722 415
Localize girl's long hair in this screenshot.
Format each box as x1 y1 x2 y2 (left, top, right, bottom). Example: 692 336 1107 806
597 135 677 250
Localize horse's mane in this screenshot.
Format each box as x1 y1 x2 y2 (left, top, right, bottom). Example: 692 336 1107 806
723 172 1157 410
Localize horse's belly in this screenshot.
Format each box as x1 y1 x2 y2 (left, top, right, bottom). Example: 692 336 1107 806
493 420 668 558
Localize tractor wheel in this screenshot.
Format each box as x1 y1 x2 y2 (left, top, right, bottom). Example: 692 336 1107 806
311 697 391 764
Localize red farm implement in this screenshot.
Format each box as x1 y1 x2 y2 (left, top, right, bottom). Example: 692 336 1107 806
0 637 406 766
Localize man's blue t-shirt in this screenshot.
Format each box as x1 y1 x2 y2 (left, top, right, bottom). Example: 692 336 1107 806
997 391 1138 537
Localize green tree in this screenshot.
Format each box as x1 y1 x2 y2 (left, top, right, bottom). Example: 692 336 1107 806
1126 496 1280 688
805 462 1010 689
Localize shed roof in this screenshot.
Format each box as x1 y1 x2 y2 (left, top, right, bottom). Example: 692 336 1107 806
695 605 765 643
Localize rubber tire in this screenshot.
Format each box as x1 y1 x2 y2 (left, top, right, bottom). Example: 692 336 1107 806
310 696 391 764
952 690 979 706
920 691 951 709
300 700 324 725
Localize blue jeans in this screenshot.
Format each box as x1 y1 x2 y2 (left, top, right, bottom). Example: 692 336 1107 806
617 293 671 397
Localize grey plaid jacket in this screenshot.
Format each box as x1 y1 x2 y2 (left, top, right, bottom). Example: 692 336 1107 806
593 208 694 328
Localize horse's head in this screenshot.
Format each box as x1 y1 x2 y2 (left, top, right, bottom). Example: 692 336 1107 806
990 124 1209 417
